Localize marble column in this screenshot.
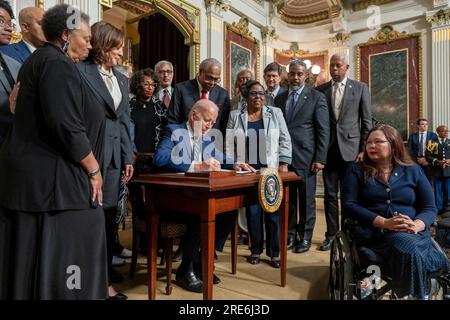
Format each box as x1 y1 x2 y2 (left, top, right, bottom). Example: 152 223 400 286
205 1 229 67
261 26 278 79
60 0 100 23
427 7 450 127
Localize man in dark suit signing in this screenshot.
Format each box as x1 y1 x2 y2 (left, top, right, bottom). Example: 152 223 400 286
167 57 230 135
274 60 330 253
407 118 438 183
154 100 253 293
0 7 46 64
315 53 372 251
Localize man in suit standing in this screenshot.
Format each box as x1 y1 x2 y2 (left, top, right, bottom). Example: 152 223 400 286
0 7 46 64
264 62 285 106
274 60 330 253
230 69 253 110
0 1 20 146
426 125 450 213
315 53 372 251
167 58 230 135
155 60 174 109
154 100 253 292
407 118 438 183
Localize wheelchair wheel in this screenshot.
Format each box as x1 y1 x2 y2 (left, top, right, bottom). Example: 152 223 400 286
330 230 354 300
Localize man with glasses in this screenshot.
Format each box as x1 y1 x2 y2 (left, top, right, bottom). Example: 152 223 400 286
263 62 285 106
154 60 174 109
0 7 46 64
0 0 20 146
167 57 230 136
274 60 329 254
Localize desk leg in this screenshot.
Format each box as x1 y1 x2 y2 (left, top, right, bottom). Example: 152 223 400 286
146 188 158 300
201 200 216 300
231 215 238 274
280 185 289 287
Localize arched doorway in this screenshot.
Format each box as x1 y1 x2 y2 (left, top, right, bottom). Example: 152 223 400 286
102 0 200 79
137 13 189 83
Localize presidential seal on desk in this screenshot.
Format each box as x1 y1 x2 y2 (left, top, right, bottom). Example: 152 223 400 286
258 168 283 213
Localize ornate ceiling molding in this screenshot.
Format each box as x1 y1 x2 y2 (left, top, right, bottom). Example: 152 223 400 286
278 9 329 25
204 0 230 13
426 8 450 28
261 25 279 42
367 25 409 44
352 0 397 11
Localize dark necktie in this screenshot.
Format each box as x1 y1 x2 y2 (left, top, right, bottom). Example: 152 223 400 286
286 91 298 123
201 90 207 100
0 54 15 90
418 133 424 157
163 89 170 108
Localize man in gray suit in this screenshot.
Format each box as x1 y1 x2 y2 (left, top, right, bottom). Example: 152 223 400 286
274 60 330 253
315 53 372 251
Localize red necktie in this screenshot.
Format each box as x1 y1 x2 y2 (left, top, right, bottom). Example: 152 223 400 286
163 89 170 108
201 90 207 100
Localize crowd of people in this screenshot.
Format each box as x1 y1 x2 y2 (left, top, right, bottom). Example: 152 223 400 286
0 2 448 300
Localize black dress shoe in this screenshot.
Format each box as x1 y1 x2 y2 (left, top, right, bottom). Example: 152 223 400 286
194 270 221 284
293 240 311 253
107 292 128 300
319 238 332 251
269 259 280 269
175 271 203 293
287 236 295 250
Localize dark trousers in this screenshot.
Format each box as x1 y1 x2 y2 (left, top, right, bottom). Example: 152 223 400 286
103 162 121 285
433 176 450 211
246 204 280 257
288 169 317 241
323 146 351 239
178 211 237 275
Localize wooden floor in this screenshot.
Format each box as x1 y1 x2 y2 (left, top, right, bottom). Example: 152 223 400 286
115 199 331 300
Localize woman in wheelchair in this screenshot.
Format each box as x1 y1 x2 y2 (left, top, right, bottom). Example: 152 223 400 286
341 124 449 299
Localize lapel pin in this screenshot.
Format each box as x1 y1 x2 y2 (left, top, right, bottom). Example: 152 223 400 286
304 96 308 100
349 85 352 89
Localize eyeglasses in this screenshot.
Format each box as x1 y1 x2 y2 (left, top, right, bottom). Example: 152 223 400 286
142 82 158 89
0 17 14 28
365 140 389 146
158 70 173 75
248 91 265 97
204 74 221 84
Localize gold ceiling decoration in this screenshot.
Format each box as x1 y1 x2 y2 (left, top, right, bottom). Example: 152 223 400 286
352 0 397 11
278 9 329 25
330 32 350 45
231 17 253 38
367 25 409 43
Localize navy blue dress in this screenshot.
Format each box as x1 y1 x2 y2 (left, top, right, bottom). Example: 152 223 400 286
342 163 449 298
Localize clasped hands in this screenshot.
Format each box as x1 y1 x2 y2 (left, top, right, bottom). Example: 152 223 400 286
381 213 425 234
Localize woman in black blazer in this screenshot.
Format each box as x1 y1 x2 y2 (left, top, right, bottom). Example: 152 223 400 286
0 5 107 299
76 22 133 300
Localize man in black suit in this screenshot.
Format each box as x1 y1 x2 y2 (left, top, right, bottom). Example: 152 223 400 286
263 62 286 106
274 60 330 253
167 57 230 135
315 53 372 251
407 118 438 183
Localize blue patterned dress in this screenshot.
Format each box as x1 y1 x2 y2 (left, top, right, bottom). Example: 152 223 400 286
342 163 449 298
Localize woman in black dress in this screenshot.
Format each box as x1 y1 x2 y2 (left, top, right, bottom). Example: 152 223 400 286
0 4 107 299
129 68 167 154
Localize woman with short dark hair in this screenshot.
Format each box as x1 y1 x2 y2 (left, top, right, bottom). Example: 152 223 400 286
0 4 107 299
342 124 449 299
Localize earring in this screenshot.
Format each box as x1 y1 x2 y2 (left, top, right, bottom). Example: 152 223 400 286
62 39 70 53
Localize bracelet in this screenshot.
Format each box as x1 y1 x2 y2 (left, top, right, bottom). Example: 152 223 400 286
88 168 100 178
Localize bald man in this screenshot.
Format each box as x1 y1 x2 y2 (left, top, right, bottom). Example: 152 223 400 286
0 7 45 63
315 53 372 251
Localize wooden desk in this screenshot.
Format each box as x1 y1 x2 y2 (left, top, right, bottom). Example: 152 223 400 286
132 171 301 300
